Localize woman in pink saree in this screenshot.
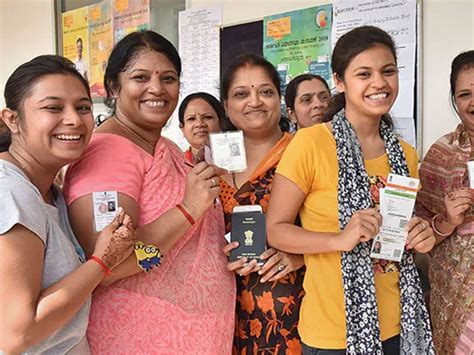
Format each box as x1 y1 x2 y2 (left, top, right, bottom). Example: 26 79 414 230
63 31 235 354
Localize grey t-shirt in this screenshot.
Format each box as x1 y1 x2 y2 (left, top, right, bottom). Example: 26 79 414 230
0 160 91 354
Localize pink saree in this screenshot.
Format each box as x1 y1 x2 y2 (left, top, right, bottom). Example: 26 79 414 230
64 133 236 354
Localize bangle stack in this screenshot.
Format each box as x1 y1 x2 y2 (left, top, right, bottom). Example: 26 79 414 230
134 241 162 273
176 204 195 225
89 255 111 277
431 213 454 237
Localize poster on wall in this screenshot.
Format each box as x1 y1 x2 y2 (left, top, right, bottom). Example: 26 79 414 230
263 4 333 96
332 0 417 146
113 0 150 43
62 6 90 82
89 2 113 97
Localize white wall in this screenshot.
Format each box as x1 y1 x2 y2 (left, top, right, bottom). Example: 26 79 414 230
0 0 56 107
421 0 474 154
1 0 473 156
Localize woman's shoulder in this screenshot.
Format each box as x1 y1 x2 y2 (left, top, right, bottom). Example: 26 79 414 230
297 122 332 137
397 138 417 156
424 129 466 158
70 133 152 173
290 123 335 153
0 160 48 238
0 160 42 199
87 132 150 155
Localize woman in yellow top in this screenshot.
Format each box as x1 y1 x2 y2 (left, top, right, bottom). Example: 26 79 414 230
267 26 435 354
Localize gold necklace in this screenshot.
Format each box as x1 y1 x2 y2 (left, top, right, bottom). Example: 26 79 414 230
113 116 155 153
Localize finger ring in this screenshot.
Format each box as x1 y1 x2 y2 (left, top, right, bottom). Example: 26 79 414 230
448 192 455 201
277 264 284 271
211 178 216 188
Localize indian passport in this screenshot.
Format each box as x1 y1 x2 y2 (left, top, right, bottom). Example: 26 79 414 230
230 210 266 265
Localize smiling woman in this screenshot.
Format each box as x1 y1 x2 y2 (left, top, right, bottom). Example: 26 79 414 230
267 26 435 354
63 31 235 353
416 50 474 354
0 55 135 354
219 54 305 354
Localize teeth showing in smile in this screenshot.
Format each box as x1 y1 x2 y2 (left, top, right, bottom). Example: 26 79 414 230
143 100 165 108
368 93 388 100
55 134 81 141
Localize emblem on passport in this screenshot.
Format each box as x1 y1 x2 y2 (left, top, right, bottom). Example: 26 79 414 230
244 230 254 246
230 205 266 265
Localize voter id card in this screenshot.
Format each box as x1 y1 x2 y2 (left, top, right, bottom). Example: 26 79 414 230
92 191 118 232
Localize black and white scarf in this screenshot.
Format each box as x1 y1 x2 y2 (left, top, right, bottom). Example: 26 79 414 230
332 110 434 354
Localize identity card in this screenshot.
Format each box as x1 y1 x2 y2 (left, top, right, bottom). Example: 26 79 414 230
208 131 247 172
92 191 118 232
370 174 420 262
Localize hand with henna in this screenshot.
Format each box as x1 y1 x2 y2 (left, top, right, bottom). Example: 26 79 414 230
92 207 136 270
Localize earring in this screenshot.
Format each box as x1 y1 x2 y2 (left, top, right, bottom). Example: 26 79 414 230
289 120 298 133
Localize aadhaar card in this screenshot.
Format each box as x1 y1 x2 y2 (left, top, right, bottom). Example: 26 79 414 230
371 174 420 262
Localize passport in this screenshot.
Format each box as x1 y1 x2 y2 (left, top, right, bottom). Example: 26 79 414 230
230 210 266 264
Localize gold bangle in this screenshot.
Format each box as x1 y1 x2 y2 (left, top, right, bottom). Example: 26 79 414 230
134 241 162 273
431 213 454 237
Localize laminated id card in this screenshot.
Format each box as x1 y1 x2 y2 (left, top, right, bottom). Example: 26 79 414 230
208 131 247 172
370 174 419 262
92 191 118 232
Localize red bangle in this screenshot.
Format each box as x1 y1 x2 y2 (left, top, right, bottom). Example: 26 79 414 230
89 255 111 276
176 204 195 225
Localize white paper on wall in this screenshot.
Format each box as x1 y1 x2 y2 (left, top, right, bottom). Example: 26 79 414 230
162 6 222 150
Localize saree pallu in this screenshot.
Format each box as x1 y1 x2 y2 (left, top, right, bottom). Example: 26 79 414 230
417 124 474 354
65 134 236 354
219 132 305 355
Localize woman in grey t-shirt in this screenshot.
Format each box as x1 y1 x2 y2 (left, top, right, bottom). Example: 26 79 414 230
0 55 136 354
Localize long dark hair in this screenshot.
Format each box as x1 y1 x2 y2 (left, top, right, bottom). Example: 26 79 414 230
323 26 397 129
1 55 90 152
220 53 290 132
104 31 181 111
449 50 474 116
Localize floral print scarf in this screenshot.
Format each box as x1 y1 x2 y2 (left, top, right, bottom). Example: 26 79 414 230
332 110 434 354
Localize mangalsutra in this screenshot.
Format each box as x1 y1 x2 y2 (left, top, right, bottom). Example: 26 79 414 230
113 116 155 153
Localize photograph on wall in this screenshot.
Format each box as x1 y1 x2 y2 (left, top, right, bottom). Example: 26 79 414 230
89 2 113 97
62 6 90 82
263 4 333 95
113 0 150 43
